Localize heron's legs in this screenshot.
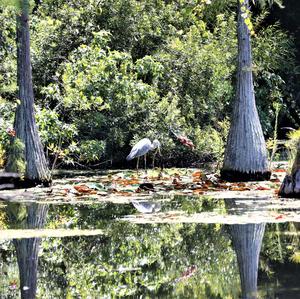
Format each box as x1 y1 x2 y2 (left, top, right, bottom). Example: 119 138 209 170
144 154 147 171
152 150 156 168
152 148 160 168
136 157 140 173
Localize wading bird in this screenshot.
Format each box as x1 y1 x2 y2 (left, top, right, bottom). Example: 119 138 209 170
126 138 161 172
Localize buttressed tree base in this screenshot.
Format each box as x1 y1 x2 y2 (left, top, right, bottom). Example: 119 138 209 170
279 141 300 198
220 169 271 182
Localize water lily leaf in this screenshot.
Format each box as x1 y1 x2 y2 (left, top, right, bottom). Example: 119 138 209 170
85 182 106 191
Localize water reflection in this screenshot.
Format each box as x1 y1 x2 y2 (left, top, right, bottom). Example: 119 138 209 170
226 198 266 299
131 200 161 213
0 198 299 298
229 223 265 299
7 203 48 298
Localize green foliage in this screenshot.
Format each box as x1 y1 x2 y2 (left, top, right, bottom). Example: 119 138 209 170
35 108 78 167
0 0 299 167
0 98 15 167
158 13 236 128
255 0 284 9
5 137 26 174
193 120 230 165
286 128 300 141
0 144 5 168
0 209 7 229
0 7 17 99
262 222 300 265
77 140 105 163
253 23 297 135
0 0 20 9
267 102 282 165
290 251 300 264
283 128 300 171
36 108 77 145
43 37 176 164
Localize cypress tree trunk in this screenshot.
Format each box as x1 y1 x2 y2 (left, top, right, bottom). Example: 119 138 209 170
5 0 51 187
220 0 270 182
279 140 300 197
229 223 266 299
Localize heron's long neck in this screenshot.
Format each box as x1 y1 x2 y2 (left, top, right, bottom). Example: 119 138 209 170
151 143 157 150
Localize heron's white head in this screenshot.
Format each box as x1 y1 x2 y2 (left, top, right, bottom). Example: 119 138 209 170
152 139 160 149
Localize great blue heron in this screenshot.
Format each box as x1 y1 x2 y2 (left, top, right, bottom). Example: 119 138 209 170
126 138 161 172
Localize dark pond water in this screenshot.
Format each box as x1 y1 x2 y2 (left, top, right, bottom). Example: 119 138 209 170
1 197 300 298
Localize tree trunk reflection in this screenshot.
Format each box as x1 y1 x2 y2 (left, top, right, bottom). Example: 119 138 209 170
7 203 48 299
229 223 265 299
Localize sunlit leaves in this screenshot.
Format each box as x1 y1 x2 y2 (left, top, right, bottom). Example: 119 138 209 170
290 251 300 264
77 140 105 162
61 43 146 111
0 0 20 8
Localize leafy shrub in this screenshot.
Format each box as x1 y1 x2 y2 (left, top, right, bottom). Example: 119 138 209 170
77 140 106 163
0 98 15 168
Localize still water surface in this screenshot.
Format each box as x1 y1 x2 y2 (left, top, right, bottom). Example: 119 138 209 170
0 196 300 298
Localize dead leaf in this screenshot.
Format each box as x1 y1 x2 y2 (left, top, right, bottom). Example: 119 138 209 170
174 173 181 179
255 186 271 191
7 128 16 137
115 191 132 196
236 182 247 187
172 178 180 185
204 180 213 186
174 184 185 190
215 184 229 190
229 187 251 191
192 171 202 177
114 179 140 186
63 188 71 194
273 169 286 173
74 185 97 194
192 189 205 195
201 184 210 190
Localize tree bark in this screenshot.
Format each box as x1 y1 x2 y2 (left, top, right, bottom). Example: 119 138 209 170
5 0 51 186
229 223 266 299
220 0 270 182
279 140 300 197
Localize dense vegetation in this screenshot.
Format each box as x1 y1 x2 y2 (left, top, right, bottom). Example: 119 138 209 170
0 0 299 169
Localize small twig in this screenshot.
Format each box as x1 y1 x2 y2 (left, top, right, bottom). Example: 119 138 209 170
73 162 93 170
88 160 112 167
269 103 281 168
51 135 63 173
